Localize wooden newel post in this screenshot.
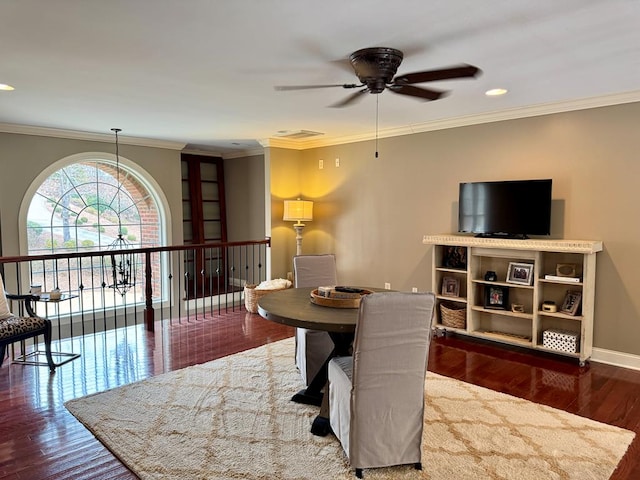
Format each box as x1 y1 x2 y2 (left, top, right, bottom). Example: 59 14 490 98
144 251 154 332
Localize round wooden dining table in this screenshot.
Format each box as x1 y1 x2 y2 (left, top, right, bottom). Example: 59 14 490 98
258 286 385 435
257 286 369 332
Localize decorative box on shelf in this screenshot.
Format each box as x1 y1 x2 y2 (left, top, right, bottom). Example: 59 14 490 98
542 329 580 353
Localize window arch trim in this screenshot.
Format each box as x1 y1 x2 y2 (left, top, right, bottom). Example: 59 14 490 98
18 151 172 256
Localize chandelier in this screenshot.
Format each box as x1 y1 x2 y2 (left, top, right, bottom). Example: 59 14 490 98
107 127 136 296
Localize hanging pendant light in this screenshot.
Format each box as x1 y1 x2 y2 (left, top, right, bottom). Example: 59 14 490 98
107 127 136 296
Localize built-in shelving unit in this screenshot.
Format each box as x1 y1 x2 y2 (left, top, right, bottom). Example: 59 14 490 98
423 235 603 365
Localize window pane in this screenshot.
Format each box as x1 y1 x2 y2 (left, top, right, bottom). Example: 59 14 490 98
182 202 191 221
203 220 221 240
201 182 219 201
200 162 217 181
202 202 220 220
183 223 193 241
182 180 190 200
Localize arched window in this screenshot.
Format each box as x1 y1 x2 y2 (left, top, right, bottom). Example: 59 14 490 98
26 161 159 253
24 157 166 307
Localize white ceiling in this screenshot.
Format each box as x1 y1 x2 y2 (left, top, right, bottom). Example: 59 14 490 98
1 0 639 156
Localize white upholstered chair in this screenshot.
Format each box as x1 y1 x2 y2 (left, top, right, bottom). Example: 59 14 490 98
293 254 337 386
328 291 435 478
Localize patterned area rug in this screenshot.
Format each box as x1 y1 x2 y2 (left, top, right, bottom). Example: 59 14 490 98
65 338 634 480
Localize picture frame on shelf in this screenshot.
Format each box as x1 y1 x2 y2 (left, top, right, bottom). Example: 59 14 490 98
560 290 582 316
506 262 534 286
442 246 467 269
484 285 509 310
441 276 460 297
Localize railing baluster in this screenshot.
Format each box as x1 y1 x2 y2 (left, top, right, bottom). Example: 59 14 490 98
0 239 271 352
144 251 154 331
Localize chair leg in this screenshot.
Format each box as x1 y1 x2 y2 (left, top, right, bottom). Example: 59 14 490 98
415 462 422 471
355 468 363 478
43 322 56 373
0 343 6 368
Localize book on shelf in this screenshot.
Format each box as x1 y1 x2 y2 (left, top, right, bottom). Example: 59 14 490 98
544 274 581 283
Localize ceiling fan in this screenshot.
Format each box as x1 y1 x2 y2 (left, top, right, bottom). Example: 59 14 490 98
275 47 481 107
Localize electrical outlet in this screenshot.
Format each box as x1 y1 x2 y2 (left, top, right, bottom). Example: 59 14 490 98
335 157 340 167
412 287 418 293
319 159 324 169
384 282 391 290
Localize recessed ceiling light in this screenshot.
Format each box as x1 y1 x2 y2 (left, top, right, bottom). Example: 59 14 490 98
485 88 508 96
0 83 15 91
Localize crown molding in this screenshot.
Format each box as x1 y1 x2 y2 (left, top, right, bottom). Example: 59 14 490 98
0 123 186 150
182 147 266 159
223 148 265 159
263 89 640 150
3 90 639 155
258 137 308 150
181 148 224 158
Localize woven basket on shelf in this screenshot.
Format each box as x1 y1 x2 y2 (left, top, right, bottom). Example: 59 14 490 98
439 302 467 329
244 284 290 314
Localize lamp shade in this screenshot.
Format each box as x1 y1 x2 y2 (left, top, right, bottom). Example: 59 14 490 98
283 199 313 222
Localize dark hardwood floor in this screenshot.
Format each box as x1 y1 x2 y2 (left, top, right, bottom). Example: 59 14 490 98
1 309 640 479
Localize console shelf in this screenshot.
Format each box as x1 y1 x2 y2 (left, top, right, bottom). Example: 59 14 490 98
424 235 602 365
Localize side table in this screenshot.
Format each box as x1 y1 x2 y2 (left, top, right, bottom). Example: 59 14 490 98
11 292 81 367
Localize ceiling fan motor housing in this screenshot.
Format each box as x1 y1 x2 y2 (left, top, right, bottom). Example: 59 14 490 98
349 47 403 93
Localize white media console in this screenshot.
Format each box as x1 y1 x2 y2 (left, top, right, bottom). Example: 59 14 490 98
423 235 603 365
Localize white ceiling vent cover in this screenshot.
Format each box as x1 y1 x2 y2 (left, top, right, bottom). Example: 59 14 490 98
274 130 324 139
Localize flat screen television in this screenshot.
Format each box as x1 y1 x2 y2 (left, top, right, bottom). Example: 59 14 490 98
458 179 552 238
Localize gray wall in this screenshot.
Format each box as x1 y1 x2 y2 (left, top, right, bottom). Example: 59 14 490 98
224 153 266 242
267 146 306 278
268 101 640 356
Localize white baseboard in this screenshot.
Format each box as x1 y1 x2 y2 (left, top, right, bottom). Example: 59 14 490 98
184 294 242 311
591 347 640 371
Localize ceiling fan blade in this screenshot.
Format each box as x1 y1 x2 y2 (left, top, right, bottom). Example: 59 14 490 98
275 83 361 91
330 88 370 108
331 57 357 74
388 84 447 101
393 64 481 85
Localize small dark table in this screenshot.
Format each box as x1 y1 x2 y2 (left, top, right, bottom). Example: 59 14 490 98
258 286 383 435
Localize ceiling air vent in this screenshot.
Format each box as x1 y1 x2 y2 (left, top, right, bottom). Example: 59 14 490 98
274 130 324 140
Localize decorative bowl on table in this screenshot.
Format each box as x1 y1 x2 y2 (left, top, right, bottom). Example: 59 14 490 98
310 287 373 309
49 289 62 300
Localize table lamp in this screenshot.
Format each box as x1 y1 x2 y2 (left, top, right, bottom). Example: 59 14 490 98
283 198 313 255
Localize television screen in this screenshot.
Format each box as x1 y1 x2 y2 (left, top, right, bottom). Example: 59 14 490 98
458 179 552 238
